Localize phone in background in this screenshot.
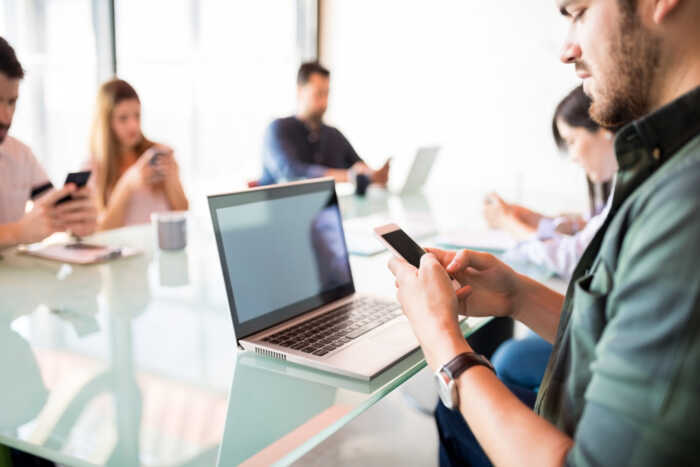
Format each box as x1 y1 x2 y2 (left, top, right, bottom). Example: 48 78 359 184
373 223 426 268
30 181 54 200
149 149 167 166
55 170 92 205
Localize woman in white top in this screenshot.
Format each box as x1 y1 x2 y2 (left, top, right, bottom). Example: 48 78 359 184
87 79 188 230
484 85 619 280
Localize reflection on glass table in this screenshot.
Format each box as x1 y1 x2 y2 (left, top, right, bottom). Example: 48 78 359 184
0 215 496 467
216 316 489 466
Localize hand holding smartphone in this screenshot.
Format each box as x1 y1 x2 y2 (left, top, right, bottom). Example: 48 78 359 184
374 223 461 291
374 223 426 268
55 170 91 205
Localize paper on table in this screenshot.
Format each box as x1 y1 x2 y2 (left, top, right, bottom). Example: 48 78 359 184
18 243 141 265
434 228 517 253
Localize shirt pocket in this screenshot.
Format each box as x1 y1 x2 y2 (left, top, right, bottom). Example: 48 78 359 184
572 262 613 339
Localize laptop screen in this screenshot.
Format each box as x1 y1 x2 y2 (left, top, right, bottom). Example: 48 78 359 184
208 179 355 340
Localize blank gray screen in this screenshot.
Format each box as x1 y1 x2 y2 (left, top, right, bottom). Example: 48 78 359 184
216 190 352 324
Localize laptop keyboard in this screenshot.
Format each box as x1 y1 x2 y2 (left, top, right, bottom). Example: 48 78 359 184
261 297 402 357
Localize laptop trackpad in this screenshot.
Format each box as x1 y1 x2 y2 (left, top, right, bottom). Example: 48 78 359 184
327 319 419 378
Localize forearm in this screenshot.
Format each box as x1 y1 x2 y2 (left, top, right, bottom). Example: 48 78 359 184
0 223 19 249
324 168 350 183
98 180 132 230
511 273 564 343
503 215 538 241
163 178 189 211
457 365 572 466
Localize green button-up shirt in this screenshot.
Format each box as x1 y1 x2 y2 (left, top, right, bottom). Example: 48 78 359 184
535 86 700 466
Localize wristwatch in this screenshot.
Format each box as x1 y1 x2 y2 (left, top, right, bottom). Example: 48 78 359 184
434 352 495 410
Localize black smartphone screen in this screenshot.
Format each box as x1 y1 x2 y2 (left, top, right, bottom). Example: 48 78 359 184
56 170 91 205
382 229 426 268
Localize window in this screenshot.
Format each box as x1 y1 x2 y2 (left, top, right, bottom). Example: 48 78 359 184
1 0 98 182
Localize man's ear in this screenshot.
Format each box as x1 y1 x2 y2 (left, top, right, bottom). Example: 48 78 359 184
652 0 682 24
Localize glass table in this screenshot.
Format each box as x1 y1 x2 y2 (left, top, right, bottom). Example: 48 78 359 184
0 190 565 466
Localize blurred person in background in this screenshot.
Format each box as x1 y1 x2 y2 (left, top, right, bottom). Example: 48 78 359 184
484 85 618 279
260 62 390 189
0 36 97 249
86 79 188 230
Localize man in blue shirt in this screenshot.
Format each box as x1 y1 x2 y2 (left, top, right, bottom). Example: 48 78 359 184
260 62 390 186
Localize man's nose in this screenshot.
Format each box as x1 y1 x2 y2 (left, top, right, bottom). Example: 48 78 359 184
560 31 582 64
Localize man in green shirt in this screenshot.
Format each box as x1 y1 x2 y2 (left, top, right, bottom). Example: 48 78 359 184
388 0 700 465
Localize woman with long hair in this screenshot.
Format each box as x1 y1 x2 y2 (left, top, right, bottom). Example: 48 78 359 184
484 85 618 279
487 86 619 396
87 79 188 230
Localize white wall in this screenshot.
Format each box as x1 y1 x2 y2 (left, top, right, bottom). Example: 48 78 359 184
320 1 588 215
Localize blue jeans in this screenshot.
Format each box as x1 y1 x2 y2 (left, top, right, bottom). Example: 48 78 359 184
491 335 553 392
435 383 537 467
434 336 552 466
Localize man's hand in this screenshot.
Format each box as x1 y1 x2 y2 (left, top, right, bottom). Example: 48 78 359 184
54 184 98 237
12 185 75 244
428 247 522 319
371 158 391 186
388 253 472 370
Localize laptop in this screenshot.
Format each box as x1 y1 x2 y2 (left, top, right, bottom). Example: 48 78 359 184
207 178 420 380
394 145 441 195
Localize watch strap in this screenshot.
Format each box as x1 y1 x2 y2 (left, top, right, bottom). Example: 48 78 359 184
442 352 495 380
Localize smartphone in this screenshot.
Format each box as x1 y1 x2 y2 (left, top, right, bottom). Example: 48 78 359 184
374 223 460 290
373 223 426 268
149 149 167 166
55 170 91 205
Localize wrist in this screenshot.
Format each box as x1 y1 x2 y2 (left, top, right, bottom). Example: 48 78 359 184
509 271 530 321
428 327 472 371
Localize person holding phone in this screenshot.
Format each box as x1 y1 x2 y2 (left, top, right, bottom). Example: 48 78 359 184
483 87 617 261
259 62 390 190
0 37 97 249
389 0 700 464
86 79 188 230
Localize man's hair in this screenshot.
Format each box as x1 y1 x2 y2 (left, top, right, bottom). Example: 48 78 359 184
618 0 637 15
0 36 24 79
552 85 599 151
297 62 330 86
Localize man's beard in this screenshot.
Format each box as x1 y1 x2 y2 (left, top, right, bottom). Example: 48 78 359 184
589 9 661 128
307 110 325 127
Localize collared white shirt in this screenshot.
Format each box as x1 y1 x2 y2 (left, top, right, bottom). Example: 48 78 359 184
507 185 615 280
0 136 49 224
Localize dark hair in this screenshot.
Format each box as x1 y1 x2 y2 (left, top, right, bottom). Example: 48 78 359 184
0 36 24 79
552 85 599 151
297 62 330 86
552 86 613 217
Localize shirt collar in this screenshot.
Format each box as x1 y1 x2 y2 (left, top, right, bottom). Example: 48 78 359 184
614 85 700 169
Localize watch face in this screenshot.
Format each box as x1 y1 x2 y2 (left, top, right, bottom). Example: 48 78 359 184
434 371 456 410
